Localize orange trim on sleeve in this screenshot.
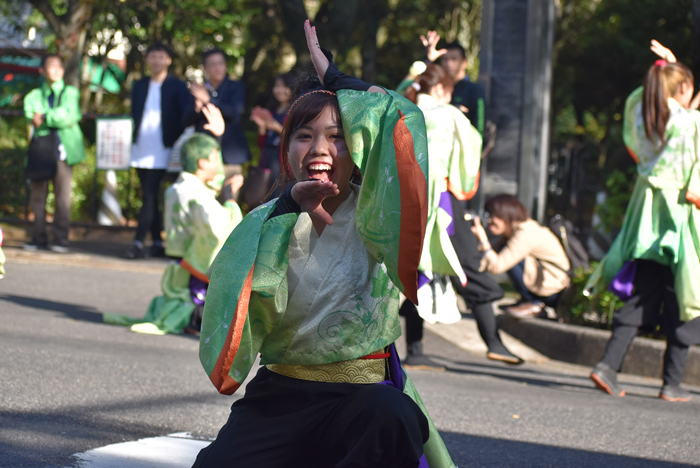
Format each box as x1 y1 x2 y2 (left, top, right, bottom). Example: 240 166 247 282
626 146 639 164
393 110 428 305
448 171 480 201
687 190 700 209
210 266 254 395
180 259 210 284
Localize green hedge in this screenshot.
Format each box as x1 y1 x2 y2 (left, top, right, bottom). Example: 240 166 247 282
557 262 622 328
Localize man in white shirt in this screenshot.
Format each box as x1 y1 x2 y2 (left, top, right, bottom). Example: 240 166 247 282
127 43 191 259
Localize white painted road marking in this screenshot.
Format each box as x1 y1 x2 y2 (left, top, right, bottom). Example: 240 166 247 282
71 433 211 467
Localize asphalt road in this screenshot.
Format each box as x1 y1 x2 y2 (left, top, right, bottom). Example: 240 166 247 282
1 254 699 468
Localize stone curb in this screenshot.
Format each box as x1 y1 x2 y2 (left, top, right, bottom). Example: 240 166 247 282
497 315 700 386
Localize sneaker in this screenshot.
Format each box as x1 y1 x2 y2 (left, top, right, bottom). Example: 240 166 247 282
505 301 546 319
23 242 44 251
487 350 524 365
659 385 692 402
50 243 69 253
590 362 625 397
125 243 148 259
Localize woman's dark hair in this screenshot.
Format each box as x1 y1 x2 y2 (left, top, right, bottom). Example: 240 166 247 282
404 64 454 104
642 61 694 146
485 194 529 234
265 76 352 199
267 71 298 111
279 77 341 178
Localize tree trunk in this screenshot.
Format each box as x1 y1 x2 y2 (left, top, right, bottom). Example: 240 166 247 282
28 0 94 88
278 0 310 68
359 0 386 84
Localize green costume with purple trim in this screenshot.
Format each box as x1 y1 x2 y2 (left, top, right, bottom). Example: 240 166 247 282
586 87 700 321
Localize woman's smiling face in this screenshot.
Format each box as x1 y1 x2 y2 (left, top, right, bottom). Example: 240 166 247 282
287 104 354 199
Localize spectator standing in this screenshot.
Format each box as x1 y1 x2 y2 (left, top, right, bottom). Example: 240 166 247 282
23 54 86 253
250 72 296 198
422 31 486 135
185 48 250 200
126 43 191 259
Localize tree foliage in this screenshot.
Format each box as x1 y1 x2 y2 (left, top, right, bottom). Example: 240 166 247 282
6 0 481 113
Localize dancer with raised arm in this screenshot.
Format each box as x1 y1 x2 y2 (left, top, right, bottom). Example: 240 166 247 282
402 64 522 368
193 20 455 468
588 40 700 402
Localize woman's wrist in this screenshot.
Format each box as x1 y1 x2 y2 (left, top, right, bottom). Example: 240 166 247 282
478 241 491 252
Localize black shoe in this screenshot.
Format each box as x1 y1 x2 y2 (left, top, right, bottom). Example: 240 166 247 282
659 385 692 402
403 342 446 371
590 362 625 397
23 242 46 251
125 243 148 259
150 244 166 258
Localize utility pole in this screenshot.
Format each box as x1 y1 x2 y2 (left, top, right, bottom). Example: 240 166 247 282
478 0 556 222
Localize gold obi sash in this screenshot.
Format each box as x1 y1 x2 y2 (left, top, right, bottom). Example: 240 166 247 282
266 350 388 384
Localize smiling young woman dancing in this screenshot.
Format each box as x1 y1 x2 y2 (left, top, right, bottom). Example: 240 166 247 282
192 21 456 468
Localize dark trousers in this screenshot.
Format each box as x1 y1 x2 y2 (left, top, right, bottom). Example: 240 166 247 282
30 160 73 245
192 367 429 468
134 168 166 243
400 192 507 353
601 260 700 386
506 259 561 308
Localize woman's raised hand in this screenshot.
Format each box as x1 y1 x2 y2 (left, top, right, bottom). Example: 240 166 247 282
650 40 677 63
291 178 340 225
421 31 447 63
202 103 225 137
305 20 330 85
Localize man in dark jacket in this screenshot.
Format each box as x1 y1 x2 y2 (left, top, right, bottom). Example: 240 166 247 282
127 42 192 259
185 48 250 200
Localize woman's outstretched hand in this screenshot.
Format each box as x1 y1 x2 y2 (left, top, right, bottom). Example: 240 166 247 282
650 40 676 63
421 30 447 63
202 104 225 137
305 20 330 85
303 20 386 95
291 178 340 225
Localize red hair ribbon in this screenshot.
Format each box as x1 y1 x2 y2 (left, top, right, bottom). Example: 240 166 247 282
655 59 667 68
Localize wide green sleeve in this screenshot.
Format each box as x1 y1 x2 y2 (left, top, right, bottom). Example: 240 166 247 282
46 85 82 128
199 202 297 394
622 86 644 161
448 106 482 199
337 89 429 304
